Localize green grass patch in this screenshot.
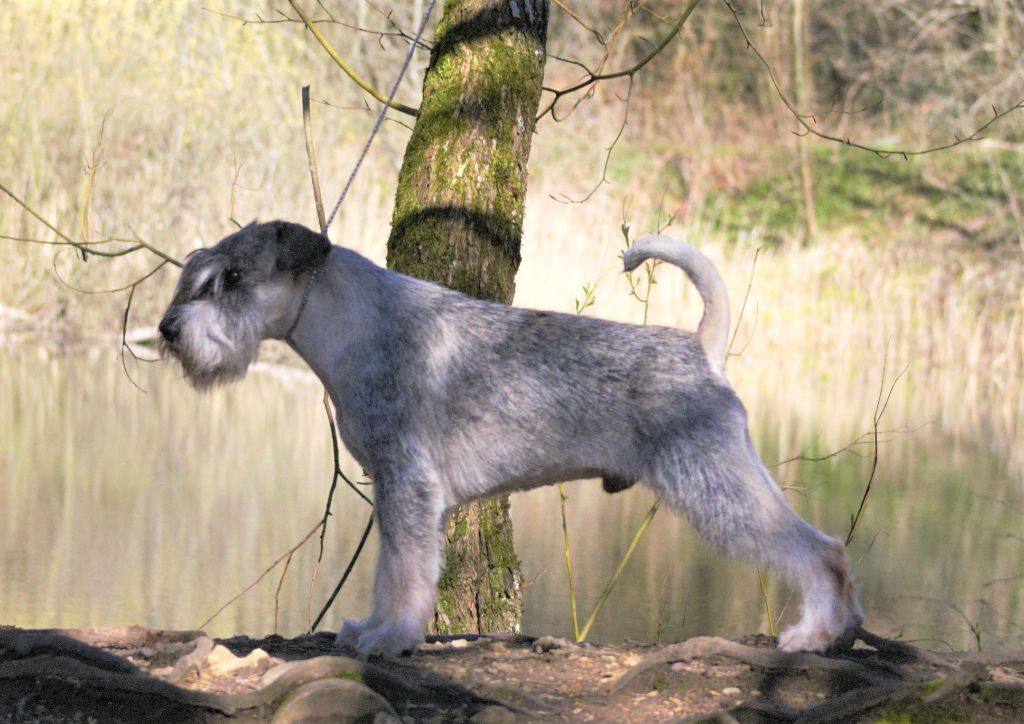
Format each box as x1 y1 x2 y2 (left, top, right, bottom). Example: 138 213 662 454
701 144 1024 247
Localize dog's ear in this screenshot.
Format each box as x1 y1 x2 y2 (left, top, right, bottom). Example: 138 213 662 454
272 221 331 273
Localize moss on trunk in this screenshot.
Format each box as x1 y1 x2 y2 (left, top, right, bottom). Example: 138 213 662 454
386 0 549 634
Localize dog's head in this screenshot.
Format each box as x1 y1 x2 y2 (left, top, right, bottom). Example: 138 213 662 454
158 220 330 389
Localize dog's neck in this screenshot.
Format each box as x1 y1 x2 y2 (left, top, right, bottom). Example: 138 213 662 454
283 247 387 387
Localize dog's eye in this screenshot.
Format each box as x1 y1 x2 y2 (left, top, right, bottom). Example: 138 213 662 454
223 269 242 289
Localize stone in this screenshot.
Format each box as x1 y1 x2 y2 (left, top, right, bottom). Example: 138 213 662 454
207 646 275 677
530 636 574 654
271 678 396 723
168 636 214 682
469 704 519 723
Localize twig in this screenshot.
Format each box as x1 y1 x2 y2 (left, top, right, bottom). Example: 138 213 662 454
302 86 327 233
725 245 765 368
288 0 418 117
311 512 375 632
721 0 1024 159
551 0 604 44
756 566 777 637
313 96 416 131
769 423 928 468
558 487 579 640
274 552 295 634
50 257 167 296
196 519 322 631
317 392 372 560
202 4 431 50
0 182 181 266
118 264 170 388
551 76 635 204
118 285 147 392
577 499 662 641
537 0 703 122
79 112 110 261
846 346 909 545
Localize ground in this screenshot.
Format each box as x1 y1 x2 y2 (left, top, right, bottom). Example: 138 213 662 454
1 626 1023 722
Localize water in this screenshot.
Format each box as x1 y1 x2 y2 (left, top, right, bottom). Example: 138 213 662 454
1 347 1021 651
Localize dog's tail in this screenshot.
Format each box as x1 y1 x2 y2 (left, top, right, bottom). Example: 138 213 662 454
623 235 730 375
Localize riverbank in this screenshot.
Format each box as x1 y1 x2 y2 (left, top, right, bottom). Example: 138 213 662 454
3 625 1023 722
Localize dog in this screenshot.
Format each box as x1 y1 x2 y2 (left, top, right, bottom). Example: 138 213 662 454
158 220 864 655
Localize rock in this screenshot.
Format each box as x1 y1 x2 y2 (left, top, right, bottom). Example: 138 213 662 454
207 646 275 677
205 644 236 668
168 636 214 682
469 704 519 723
271 678 396 723
530 636 575 654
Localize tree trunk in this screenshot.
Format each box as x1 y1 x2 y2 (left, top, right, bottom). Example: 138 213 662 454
386 0 549 635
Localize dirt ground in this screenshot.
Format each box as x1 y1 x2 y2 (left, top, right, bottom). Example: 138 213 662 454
2 625 1023 722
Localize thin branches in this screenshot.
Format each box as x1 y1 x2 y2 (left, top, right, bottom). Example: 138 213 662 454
1 181 181 267
537 0 704 122
721 0 1024 159
769 423 927 469
551 77 636 204
725 245 765 368
196 519 323 631
203 4 431 51
288 0 419 117
546 1 703 203
311 513 375 632
846 346 909 545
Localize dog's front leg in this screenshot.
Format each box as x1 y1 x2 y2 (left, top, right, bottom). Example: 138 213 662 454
338 476 445 656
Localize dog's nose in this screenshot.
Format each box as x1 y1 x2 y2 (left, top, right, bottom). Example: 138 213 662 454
158 318 178 344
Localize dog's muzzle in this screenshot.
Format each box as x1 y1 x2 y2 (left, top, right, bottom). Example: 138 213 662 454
158 318 179 345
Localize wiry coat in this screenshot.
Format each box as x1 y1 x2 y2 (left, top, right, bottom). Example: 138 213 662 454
159 221 863 656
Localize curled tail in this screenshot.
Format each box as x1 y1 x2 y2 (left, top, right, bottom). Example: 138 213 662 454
623 235 731 375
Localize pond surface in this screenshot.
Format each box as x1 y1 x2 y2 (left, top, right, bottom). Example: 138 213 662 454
1 347 1021 651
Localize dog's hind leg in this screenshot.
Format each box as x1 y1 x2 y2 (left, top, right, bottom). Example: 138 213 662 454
650 404 863 651
337 474 446 656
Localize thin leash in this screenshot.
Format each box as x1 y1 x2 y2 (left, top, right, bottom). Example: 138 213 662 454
290 0 437 345
322 0 438 233
285 264 321 342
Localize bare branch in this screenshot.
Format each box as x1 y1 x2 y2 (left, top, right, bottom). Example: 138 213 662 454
725 245 766 368
551 0 604 44
313 96 416 131
310 513 375 632
288 0 419 117
537 0 704 122
769 423 928 468
302 86 327 233
196 519 323 631
721 0 1024 158
202 4 431 50
846 347 910 545
550 76 636 204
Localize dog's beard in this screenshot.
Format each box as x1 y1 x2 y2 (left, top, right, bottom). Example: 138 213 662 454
160 300 261 390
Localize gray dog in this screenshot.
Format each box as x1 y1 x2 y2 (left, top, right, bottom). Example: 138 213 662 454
158 221 863 655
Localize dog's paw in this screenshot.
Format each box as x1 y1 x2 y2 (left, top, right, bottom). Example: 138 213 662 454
356 621 425 657
336 618 374 648
777 623 835 653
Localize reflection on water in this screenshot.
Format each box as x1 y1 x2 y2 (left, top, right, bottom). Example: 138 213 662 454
1 348 1021 651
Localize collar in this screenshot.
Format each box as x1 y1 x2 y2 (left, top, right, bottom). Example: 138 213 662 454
285 265 321 343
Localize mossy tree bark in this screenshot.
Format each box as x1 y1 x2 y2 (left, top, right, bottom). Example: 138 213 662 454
385 0 549 634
